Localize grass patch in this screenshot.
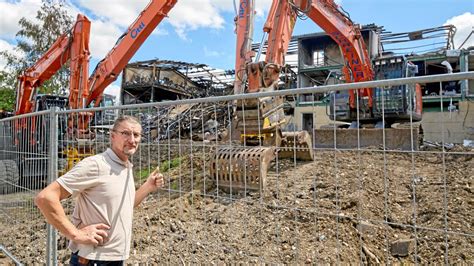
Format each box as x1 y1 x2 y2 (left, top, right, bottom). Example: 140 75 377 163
135 157 182 181
160 157 182 173
136 168 153 181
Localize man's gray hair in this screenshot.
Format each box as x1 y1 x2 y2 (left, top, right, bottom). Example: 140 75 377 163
113 115 141 131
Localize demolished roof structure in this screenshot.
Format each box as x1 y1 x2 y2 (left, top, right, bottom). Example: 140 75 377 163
122 24 472 143
121 59 235 105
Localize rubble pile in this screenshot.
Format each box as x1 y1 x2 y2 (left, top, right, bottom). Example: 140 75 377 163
140 102 232 142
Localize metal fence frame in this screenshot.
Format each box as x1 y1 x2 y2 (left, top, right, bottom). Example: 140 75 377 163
0 72 473 265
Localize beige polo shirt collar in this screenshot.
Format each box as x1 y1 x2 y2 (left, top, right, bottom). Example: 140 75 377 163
104 148 133 168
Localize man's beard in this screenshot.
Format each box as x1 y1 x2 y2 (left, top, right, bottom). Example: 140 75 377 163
123 147 137 157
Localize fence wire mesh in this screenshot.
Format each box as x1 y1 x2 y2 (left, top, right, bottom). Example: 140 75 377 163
0 72 473 264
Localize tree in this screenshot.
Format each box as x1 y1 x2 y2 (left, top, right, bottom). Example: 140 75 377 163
0 70 16 112
0 0 73 99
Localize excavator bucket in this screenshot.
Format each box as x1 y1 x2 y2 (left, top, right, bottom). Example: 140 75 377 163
210 146 275 192
279 130 314 161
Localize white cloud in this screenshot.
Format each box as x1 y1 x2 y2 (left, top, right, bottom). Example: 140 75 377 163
76 0 149 28
0 0 273 63
168 0 226 40
0 39 23 70
209 0 272 15
75 0 229 41
255 0 280 17
70 1 146 59
77 0 272 41
104 82 121 102
203 46 221 57
215 0 272 18
445 12 474 49
0 0 42 39
61 4 122 60
87 19 123 60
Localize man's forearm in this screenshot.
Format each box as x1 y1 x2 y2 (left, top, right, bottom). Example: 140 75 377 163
134 183 154 208
35 194 79 240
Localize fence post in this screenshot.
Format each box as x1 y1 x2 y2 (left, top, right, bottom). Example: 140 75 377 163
46 107 58 266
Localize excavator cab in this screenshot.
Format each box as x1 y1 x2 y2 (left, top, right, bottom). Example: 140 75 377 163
329 56 422 124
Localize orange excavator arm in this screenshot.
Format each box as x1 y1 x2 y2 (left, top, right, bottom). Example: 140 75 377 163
86 0 177 108
245 0 374 109
301 0 374 109
15 14 91 115
245 0 298 92
68 15 91 110
234 0 255 94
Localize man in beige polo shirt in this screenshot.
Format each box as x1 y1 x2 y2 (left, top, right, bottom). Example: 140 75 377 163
35 115 163 265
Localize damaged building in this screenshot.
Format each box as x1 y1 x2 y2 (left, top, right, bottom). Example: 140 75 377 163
120 24 473 144
266 24 473 143
121 60 234 104
121 60 235 141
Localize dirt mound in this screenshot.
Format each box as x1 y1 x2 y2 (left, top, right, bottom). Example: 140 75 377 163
1 149 472 264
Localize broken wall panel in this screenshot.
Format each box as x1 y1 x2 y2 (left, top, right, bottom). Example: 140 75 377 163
121 60 234 105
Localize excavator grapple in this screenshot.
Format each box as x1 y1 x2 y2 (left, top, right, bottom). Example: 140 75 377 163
210 146 275 191
210 91 314 192
211 128 314 192
211 99 313 192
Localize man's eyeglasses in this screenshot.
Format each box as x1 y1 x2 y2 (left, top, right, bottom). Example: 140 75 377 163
113 130 142 139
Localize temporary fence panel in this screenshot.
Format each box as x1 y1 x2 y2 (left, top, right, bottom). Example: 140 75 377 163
0 72 472 264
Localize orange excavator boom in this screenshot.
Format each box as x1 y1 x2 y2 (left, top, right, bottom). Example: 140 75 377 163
234 0 255 94
301 0 374 109
86 0 177 108
246 0 374 108
15 14 91 115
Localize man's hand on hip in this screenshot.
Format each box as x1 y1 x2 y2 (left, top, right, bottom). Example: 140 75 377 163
73 223 110 246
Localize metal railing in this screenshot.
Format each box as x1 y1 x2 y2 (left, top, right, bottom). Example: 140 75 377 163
0 72 473 264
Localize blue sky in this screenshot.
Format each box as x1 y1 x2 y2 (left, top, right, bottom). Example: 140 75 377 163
0 0 473 97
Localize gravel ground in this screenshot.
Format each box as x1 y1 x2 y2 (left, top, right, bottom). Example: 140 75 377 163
1 145 473 264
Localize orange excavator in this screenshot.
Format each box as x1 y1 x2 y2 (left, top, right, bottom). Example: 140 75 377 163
64 0 176 169
15 14 90 140
212 0 316 192
245 0 375 118
3 0 177 184
211 0 422 192
10 14 91 181
16 14 91 117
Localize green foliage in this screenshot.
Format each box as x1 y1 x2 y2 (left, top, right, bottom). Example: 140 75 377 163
134 157 182 183
0 70 15 89
0 71 16 111
160 157 182 173
0 89 16 112
169 180 179 191
0 0 73 96
136 168 152 181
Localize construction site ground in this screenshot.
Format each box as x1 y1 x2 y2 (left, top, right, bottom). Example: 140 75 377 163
0 143 473 264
